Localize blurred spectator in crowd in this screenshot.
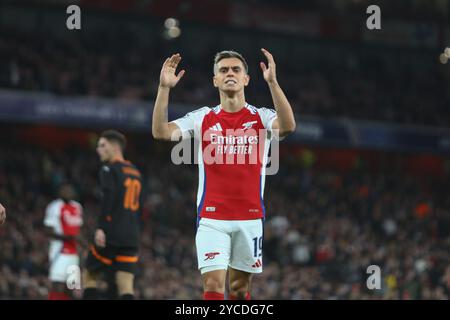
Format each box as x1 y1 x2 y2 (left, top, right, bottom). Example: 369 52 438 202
0 142 448 299
0 23 448 127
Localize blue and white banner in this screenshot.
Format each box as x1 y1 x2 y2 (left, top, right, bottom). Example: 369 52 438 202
1 90 450 154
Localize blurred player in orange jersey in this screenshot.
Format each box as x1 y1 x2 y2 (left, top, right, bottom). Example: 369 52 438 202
44 182 83 300
83 130 144 300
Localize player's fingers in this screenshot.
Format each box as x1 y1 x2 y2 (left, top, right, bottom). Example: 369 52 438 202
261 47 272 57
162 57 170 67
95 235 104 247
261 48 274 63
170 53 181 67
260 62 267 72
173 54 182 67
261 48 270 58
176 69 186 80
168 54 177 67
97 238 105 247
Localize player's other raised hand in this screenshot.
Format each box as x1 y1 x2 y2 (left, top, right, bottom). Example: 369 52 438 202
0 203 6 225
260 48 277 84
159 53 186 89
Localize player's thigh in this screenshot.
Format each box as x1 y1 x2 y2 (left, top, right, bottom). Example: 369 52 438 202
49 254 80 283
196 218 232 272
229 219 263 273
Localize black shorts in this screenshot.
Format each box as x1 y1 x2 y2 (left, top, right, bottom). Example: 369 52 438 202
85 244 139 275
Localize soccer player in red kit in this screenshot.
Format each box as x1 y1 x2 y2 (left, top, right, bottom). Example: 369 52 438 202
152 49 296 300
44 182 83 300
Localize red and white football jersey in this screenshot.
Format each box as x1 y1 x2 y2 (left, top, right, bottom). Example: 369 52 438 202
173 103 277 221
44 199 83 259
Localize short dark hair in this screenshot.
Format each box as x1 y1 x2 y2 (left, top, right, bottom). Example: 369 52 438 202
214 50 248 74
58 181 72 189
100 130 127 152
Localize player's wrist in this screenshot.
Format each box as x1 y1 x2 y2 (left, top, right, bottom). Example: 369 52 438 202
158 83 172 90
267 78 279 87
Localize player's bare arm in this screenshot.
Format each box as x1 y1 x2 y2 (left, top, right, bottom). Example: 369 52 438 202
260 48 296 137
152 53 185 141
0 203 5 225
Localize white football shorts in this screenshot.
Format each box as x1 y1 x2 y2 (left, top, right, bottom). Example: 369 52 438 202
49 253 80 283
196 218 264 274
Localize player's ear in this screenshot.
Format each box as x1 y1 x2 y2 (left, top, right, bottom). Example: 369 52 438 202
213 75 218 88
114 143 122 155
244 73 250 87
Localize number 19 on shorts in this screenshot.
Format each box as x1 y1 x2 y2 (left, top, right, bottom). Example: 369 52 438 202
253 236 263 257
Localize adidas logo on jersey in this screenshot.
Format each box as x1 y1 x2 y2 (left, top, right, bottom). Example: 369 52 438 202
209 123 223 132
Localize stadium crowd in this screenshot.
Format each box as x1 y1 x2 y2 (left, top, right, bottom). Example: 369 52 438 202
0 24 449 127
0 141 449 300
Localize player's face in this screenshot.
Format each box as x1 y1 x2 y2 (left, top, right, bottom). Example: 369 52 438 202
60 184 75 200
213 58 249 93
96 137 113 162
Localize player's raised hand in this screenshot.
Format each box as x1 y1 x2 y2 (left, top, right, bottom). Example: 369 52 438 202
159 53 186 89
0 203 5 225
260 48 277 84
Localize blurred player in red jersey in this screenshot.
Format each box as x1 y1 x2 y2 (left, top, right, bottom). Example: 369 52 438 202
152 49 296 300
44 182 83 300
0 203 5 225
